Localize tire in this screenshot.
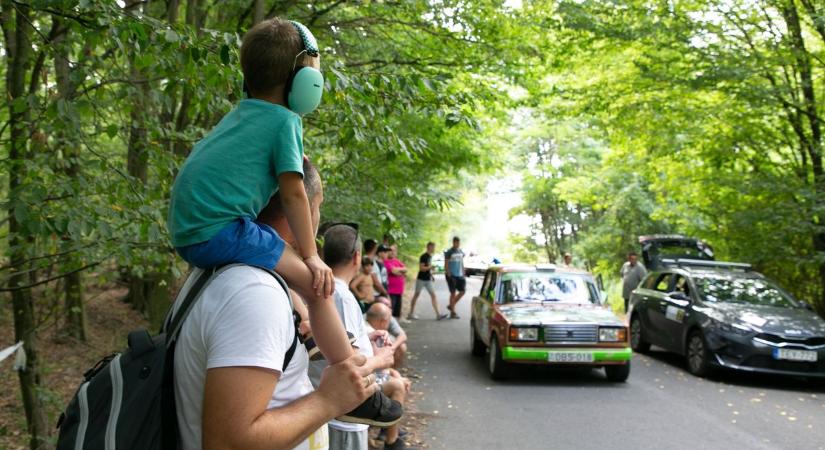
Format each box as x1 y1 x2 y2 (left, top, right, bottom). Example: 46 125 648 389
629 315 651 353
471 324 486 357
488 336 509 380
686 330 713 377
605 362 631 382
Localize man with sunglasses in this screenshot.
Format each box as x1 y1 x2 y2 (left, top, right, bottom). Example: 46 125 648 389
310 224 402 450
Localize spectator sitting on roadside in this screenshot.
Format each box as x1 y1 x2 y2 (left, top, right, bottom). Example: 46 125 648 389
350 256 376 312
371 297 409 369
308 224 403 450
364 302 415 450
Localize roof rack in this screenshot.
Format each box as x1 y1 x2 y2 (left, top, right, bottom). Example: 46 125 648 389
660 258 752 270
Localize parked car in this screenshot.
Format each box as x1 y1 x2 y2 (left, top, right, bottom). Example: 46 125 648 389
470 264 632 381
628 259 825 378
431 253 444 274
464 253 490 277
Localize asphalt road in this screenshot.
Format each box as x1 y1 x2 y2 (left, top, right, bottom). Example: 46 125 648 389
404 275 825 450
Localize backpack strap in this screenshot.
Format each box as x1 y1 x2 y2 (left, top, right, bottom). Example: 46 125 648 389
249 265 300 373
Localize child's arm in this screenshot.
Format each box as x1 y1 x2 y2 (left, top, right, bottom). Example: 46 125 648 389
277 246 353 364
278 172 333 297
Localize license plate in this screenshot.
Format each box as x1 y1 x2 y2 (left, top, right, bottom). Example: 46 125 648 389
773 348 818 362
547 352 594 363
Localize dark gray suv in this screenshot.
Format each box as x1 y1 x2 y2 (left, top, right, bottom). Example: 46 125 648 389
628 259 825 379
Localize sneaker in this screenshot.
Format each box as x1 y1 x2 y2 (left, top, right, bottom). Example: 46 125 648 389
305 331 357 361
436 313 449 320
449 312 460 319
384 438 416 450
406 314 419 320
336 391 403 427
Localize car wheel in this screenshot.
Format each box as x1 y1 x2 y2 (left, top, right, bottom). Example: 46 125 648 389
629 315 651 353
488 336 509 380
686 330 713 377
605 362 631 382
471 324 486 357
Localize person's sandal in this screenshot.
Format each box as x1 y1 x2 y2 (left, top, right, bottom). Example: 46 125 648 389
336 391 403 427
304 331 357 361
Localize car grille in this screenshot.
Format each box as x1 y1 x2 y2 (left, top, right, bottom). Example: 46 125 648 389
544 325 598 344
743 355 825 374
754 333 825 348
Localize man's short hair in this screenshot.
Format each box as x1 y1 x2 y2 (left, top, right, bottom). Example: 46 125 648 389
323 224 360 268
256 158 320 225
453 236 460 242
377 244 391 253
628 251 638 257
361 256 372 267
366 302 391 322
241 18 303 97
364 239 378 253
426 241 435 247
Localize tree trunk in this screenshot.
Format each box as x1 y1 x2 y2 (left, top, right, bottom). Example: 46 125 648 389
781 0 825 313
253 0 265 24
2 2 48 448
64 272 87 340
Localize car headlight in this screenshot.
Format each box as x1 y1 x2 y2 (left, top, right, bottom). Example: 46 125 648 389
509 327 539 342
599 327 627 342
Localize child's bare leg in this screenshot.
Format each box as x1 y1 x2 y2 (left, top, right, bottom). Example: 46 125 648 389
276 246 353 363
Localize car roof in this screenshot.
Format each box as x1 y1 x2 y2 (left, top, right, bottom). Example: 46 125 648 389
487 264 595 277
656 265 764 280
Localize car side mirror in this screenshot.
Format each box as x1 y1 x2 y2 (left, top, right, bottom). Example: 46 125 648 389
668 291 688 301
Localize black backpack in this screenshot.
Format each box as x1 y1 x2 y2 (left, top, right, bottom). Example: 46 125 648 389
56 265 299 450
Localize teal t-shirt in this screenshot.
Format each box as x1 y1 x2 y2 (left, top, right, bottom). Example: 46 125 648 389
168 99 304 247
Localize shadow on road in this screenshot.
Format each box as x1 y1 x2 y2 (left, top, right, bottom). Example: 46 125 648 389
638 347 825 393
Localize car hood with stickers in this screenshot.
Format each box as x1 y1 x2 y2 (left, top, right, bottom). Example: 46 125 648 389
498 303 625 327
703 303 825 337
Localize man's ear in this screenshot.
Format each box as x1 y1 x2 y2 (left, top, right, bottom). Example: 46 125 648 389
352 250 361 265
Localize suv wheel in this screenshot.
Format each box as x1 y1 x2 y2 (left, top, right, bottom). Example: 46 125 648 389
471 324 486 357
488 336 509 380
630 315 650 352
686 330 713 377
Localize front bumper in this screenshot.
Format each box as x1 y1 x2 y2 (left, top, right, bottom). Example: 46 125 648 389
502 346 632 365
706 331 825 378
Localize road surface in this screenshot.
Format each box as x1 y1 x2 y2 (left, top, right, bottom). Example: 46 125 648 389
404 275 825 450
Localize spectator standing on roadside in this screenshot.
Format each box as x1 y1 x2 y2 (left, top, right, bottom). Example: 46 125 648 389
621 251 647 313
562 252 574 269
384 245 408 319
375 244 392 295
364 240 390 299
444 236 466 319
172 160 373 450
408 242 447 320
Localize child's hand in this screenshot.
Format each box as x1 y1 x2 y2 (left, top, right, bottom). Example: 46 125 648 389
304 254 334 297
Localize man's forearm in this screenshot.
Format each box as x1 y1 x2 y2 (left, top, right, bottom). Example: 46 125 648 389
230 391 335 450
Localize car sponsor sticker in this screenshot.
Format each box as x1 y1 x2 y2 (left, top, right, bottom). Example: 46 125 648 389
773 348 817 362
547 352 594 363
665 305 685 323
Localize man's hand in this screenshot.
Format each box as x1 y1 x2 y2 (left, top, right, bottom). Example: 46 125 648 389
304 254 334 298
368 329 389 343
317 353 378 417
371 342 395 370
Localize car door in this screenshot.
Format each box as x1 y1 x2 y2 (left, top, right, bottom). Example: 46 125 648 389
479 271 499 345
474 270 494 345
661 274 692 353
644 272 676 348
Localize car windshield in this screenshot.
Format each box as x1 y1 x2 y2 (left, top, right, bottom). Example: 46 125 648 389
695 276 800 308
500 272 598 304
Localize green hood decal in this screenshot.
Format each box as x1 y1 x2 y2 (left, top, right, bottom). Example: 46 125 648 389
498 303 624 326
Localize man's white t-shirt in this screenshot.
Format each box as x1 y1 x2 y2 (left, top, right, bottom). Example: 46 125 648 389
172 266 328 450
308 277 372 433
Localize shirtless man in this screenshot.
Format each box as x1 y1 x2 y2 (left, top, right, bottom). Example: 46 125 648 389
350 257 376 311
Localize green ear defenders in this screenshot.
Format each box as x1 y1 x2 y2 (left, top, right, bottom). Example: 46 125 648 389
286 20 324 115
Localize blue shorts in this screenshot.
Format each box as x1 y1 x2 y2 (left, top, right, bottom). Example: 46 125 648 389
175 218 286 269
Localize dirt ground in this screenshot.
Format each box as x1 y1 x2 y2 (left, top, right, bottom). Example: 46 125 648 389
0 278 429 449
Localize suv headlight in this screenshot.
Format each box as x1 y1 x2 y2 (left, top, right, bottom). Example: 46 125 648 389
509 327 539 342
599 327 627 342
